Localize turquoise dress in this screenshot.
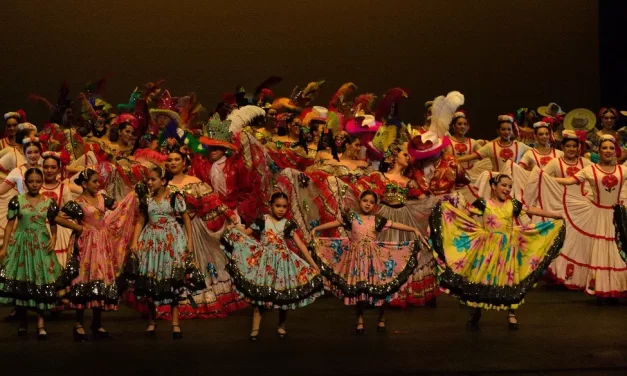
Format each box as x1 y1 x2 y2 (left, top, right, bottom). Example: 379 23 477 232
134 192 205 306
221 215 323 309
0 195 62 310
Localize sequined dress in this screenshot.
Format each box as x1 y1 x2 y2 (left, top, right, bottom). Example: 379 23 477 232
429 198 565 310
0 195 62 310
133 192 206 306
221 215 323 309
312 211 419 306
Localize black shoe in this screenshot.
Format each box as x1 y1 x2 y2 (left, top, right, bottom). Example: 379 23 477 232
73 327 88 342
355 322 364 334
277 326 287 339
507 314 519 331
145 322 157 337
249 329 259 341
90 325 113 340
37 327 48 341
466 310 481 328
18 322 27 337
377 319 386 333
172 325 182 340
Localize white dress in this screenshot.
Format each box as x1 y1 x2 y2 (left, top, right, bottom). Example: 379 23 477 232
449 137 491 182
518 148 564 170
530 164 627 296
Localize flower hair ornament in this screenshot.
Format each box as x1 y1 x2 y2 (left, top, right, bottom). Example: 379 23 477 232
533 121 555 143
22 137 40 144
42 150 71 165
79 167 95 181
18 122 37 132
497 114 520 138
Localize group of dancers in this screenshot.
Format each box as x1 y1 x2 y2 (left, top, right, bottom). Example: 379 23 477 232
0 77 626 342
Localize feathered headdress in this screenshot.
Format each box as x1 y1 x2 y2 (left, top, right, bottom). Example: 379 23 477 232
375 88 410 124
328 82 357 112
227 105 266 135
176 93 205 128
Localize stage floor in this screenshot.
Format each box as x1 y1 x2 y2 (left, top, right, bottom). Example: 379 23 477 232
1 285 626 376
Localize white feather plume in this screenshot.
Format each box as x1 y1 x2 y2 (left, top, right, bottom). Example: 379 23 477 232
227 105 266 135
429 91 465 137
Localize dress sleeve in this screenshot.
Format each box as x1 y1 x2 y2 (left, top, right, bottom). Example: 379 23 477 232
374 215 391 232
7 195 19 220
4 167 20 187
250 216 265 237
518 151 533 169
407 179 426 198
61 201 84 220
102 194 117 210
474 142 493 160
47 200 60 223
172 192 187 215
192 182 234 231
0 154 17 175
340 211 354 231
283 219 299 238
468 198 486 216
512 199 527 218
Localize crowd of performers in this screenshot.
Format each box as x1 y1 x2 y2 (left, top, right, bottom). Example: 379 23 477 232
1 77 627 342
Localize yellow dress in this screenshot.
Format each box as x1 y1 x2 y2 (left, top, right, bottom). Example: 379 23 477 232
429 198 565 310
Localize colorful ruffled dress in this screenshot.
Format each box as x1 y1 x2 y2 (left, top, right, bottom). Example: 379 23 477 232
132 192 206 306
429 198 565 310
312 211 419 306
0 195 62 310
529 164 627 296
222 215 323 309
41 180 75 267
60 193 135 310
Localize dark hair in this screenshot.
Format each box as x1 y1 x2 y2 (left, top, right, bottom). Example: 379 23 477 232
42 154 62 168
599 138 616 149
168 148 191 166
150 166 173 184
359 190 379 204
5 115 20 123
489 174 511 186
336 133 359 153
22 140 42 154
497 120 513 129
534 124 551 134
74 168 98 186
269 191 289 205
24 167 43 181
450 115 466 127
561 138 580 147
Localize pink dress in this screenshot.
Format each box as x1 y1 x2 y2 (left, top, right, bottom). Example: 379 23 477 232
312 212 419 306
61 194 135 310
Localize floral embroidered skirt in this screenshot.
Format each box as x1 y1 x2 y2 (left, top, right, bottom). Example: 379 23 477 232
221 228 323 310
429 201 565 310
312 238 419 306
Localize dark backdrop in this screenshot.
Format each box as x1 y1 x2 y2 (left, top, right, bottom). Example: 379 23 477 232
1 0 600 139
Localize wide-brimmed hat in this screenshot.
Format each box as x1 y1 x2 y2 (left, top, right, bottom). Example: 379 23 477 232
199 113 238 151
149 90 181 123
538 102 565 118
345 114 382 135
563 108 596 131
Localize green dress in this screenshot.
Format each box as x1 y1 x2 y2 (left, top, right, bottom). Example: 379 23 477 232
0 194 62 310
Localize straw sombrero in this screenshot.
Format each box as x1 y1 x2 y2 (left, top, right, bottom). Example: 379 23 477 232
563 108 596 131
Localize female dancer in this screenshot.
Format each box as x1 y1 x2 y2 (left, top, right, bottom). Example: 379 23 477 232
311 190 422 333
41 151 81 267
518 121 563 171
457 115 530 172
163 147 245 319
448 111 488 181
222 192 323 340
548 135 627 303
130 166 205 339
1 111 22 151
0 168 61 339
430 174 564 329
55 168 134 341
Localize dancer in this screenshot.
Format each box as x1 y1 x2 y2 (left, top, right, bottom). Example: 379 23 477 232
310 190 422 333
1 111 22 151
550 135 627 302
518 121 563 170
429 174 564 329
448 111 488 182
0 168 61 339
55 168 131 341
222 192 323 341
457 114 530 172
129 166 205 339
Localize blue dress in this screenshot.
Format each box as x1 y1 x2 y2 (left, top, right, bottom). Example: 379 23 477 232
221 215 323 309
134 192 205 306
